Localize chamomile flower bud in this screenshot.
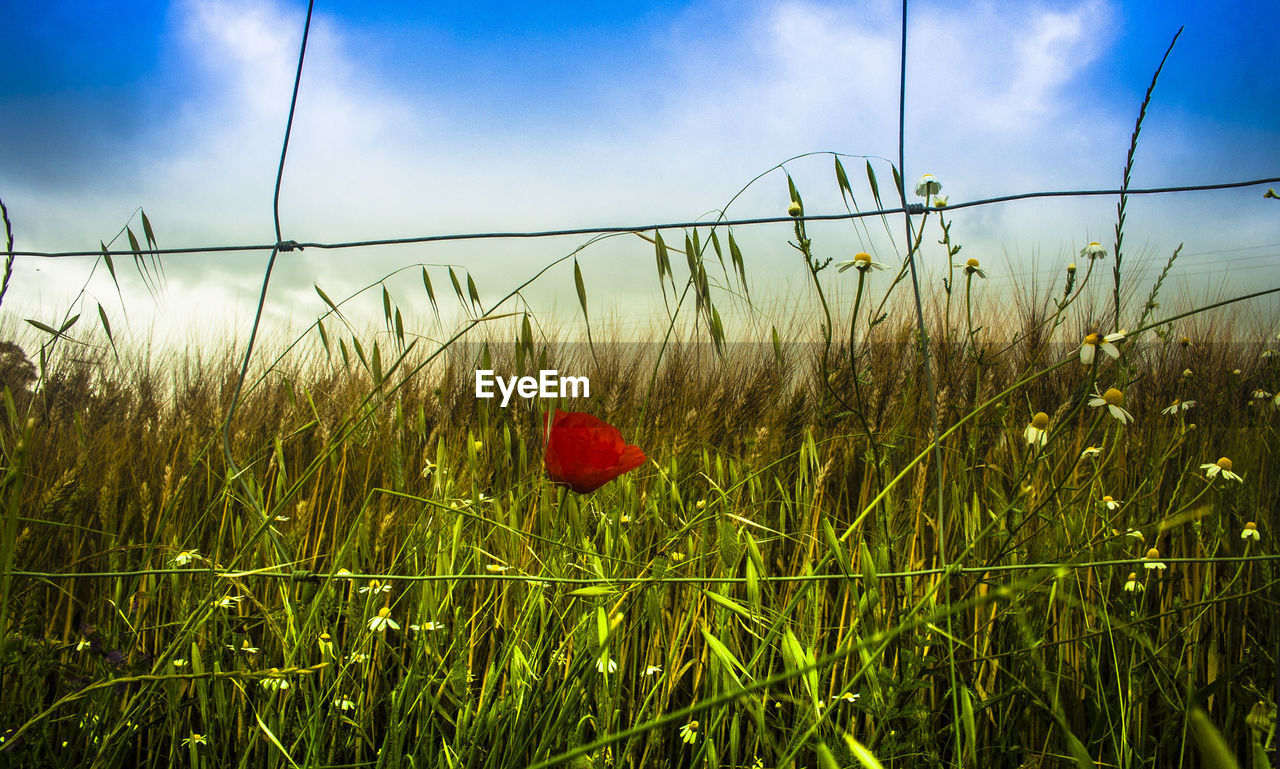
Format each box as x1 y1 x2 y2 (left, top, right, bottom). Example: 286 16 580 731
1241 521 1260 541
787 201 802 218
1067 262 1077 274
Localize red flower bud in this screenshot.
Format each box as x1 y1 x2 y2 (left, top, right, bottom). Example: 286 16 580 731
543 409 646 494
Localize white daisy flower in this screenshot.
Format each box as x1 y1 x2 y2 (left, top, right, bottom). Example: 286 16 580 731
1080 241 1107 260
1080 446 1103 459
933 195 949 208
1123 528 1143 542
213 595 244 610
76 638 91 652
172 550 201 567
1089 387 1133 424
368 607 400 633
643 665 662 676
1079 332 1123 366
486 564 509 573
333 697 356 711
1201 457 1243 483
1241 522 1260 541
914 174 942 198
1123 572 1143 592
1024 412 1049 447
679 720 699 744
832 692 861 703
1251 389 1272 400
172 658 188 668
261 669 290 691
596 655 617 674
318 632 334 658
1161 399 1195 415
181 733 206 747
1101 495 1122 511
837 252 885 273
358 580 391 594
960 257 986 279
1143 547 1166 570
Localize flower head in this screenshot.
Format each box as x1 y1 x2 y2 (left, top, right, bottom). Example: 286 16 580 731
172 550 201 567
1101 495 1121 511
1089 387 1133 424
596 655 617 674
358 580 391 594
1161 399 1195 415
1201 456 1243 483
643 665 662 676
1080 446 1103 459
1143 547 1166 570
933 195 949 208
1024 412 1049 447
543 410 646 494
1079 332 1123 366
960 257 986 279
838 252 884 273
1080 242 1106 260
368 607 400 633
1067 262 1077 274
787 200 802 218
181 733 206 747
832 692 861 703
333 697 356 711
679 720 699 744
1123 572 1143 592
1241 521 1260 541
914 174 942 198
318 632 334 658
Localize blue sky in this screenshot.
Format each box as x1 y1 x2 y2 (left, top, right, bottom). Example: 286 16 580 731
2 0 1278 346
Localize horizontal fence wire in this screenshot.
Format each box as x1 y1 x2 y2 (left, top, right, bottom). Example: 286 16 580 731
9 176 1280 259
10 554 1280 583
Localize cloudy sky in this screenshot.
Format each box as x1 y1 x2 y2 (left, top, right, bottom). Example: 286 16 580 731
2 0 1278 350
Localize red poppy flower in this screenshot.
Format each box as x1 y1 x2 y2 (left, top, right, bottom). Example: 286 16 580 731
543 409 646 494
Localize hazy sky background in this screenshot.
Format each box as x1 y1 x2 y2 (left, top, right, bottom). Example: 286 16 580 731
2 0 1278 351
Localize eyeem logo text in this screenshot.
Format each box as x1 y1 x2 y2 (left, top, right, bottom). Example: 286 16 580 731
475 370 590 407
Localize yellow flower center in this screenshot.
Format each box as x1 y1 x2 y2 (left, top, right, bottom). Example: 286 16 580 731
377 607 391 618
1126 572 1137 580
1030 412 1049 429
1083 332 1100 346
1102 495 1113 503
854 252 872 264
1245 521 1258 531
1102 388 1123 406
1180 336 1191 347
1145 547 1160 560
1088 241 1100 248
1216 457 1232 471
966 257 980 268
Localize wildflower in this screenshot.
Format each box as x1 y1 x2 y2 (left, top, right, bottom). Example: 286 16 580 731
235 639 259 655
181 733 206 747
1089 387 1133 424
1201 457 1243 483
172 550 201 567
1080 446 1103 459
358 580 391 594
1182 368 1193 379
334 568 354 579
1079 332 1123 366
75 638 90 652
333 697 356 711
1262 350 1277 359
213 595 244 610
1180 336 1192 348
1143 547 1166 570
318 632 334 658
1124 528 1143 542
1080 241 1106 260
413 621 445 632
1273 393 1280 411
1101 495 1121 511
172 658 188 668
1252 389 1273 400
787 200 802 217
485 564 509 573
643 665 662 676
933 195 948 208
421 461 436 478
961 257 986 279
596 655 617 674
837 252 884 272
544 410 646 494
348 653 368 664
679 720 699 744
1123 572 1143 592
261 669 290 691
832 692 861 703
1241 521 1260 541
1067 262 1077 274
1024 412 1049 447
1161 399 1195 415
368 607 400 633
914 174 942 198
